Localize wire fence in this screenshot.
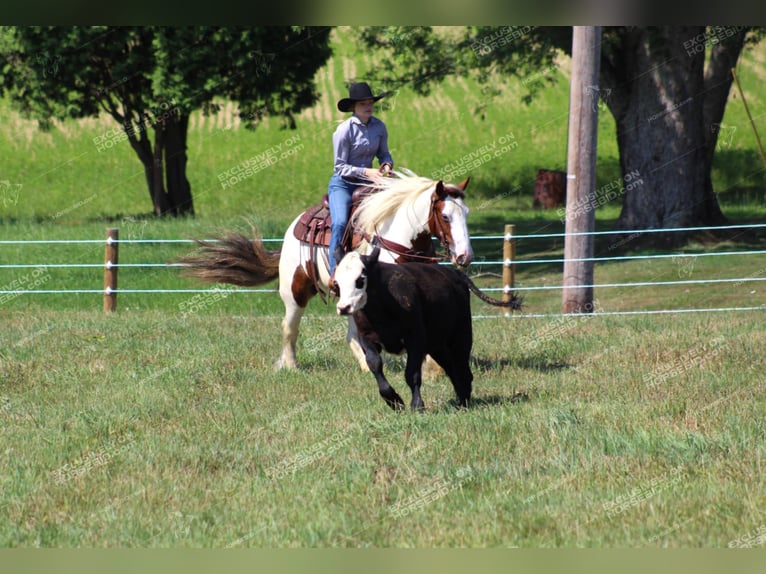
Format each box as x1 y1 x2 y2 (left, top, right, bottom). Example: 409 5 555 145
1 223 765 318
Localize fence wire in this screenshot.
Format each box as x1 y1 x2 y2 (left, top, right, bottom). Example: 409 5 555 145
2 224 765 318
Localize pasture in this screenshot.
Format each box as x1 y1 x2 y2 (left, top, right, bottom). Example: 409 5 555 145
1 28 766 547
1 308 765 546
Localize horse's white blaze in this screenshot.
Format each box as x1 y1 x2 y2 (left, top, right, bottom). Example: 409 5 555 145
334 252 368 315
444 197 473 266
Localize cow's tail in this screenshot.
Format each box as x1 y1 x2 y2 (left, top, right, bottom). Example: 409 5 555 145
176 230 281 287
459 271 523 310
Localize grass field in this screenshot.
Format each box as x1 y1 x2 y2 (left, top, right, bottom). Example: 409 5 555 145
2 28 766 547
1 309 765 547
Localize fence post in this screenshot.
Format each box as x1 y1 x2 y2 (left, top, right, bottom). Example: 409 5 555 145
104 228 118 313
503 224 516 317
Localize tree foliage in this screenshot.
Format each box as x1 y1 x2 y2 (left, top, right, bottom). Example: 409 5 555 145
358 26 764 238
1 26 333 215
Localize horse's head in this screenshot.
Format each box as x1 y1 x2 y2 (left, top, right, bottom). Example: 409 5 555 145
352 170 474 267
430 177 474 268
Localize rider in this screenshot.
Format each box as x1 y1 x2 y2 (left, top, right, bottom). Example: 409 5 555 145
327 82 393 285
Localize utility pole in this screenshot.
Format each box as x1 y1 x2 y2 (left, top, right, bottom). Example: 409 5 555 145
563 26 601 314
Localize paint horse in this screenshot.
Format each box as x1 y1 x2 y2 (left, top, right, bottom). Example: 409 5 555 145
179 170 474 370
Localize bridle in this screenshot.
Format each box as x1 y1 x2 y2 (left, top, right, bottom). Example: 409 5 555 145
364 190 463 264
427 193 456 257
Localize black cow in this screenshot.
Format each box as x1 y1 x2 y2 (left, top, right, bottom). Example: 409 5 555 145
333 244 475 411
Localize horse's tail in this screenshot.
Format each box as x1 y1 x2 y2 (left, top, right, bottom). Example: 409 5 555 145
459 271 523 310
176 230 281 287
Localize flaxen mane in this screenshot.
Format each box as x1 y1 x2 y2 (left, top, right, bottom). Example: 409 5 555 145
351 170 438 235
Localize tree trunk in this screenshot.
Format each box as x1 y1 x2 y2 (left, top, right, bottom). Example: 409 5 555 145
164 111 195 216
611 28 707 245
600 27 748 247
152 124 172 216
119 114 170 216
116 109 194 217
700 28 749 226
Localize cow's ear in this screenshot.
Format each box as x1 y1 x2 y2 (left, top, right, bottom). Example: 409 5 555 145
435 180 447 200
333 243 346 268
364 244 380 267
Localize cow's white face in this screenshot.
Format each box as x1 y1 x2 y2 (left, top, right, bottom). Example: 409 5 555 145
335 251 368 316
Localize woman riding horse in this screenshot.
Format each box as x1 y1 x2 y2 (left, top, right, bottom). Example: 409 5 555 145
327 82 393 284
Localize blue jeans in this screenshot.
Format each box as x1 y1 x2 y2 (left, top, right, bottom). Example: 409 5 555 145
327 174 358 275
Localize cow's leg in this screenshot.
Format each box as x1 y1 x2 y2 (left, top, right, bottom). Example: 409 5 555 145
404 343 426 412
362 342 405 410
446 317 474 407
430 348 473 408
449 364 473 408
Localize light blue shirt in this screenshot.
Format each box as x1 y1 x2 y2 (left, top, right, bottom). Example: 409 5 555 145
332 115 393 182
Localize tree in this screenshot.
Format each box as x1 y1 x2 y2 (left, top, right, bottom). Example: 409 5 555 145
1 26 332 216
358 26 762 244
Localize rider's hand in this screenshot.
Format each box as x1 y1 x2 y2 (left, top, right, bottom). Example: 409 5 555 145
379 163 393 176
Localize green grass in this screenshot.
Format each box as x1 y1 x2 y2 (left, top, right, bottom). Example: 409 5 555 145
2 28 766 547
1 310 764 547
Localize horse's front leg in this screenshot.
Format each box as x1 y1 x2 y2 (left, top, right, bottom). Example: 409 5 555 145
346 318 371 372
275 267 314 369
276 304 304 370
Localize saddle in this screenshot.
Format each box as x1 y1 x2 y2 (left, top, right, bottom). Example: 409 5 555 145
293 186 375 250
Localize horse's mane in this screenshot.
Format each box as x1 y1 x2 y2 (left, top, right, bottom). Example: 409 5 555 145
351 169 437 235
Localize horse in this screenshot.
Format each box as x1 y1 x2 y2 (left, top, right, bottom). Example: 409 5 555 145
178 170 474 370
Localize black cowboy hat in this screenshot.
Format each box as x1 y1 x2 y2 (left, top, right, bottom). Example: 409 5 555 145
337 82 389 112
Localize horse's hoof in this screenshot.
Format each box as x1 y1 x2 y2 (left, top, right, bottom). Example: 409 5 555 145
274 359 298 370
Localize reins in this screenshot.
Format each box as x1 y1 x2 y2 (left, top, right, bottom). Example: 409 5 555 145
364 229 447 264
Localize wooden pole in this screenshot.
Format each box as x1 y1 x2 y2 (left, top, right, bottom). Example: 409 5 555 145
502 224 516 318
104 228 118 313
731 67 766 170
562 26 601 314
